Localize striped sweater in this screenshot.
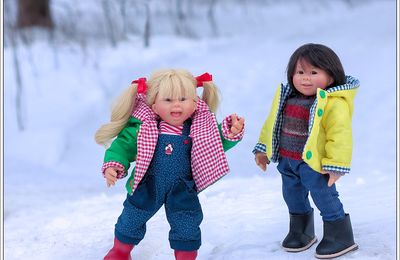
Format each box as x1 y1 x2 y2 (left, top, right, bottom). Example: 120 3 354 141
279 94 315 160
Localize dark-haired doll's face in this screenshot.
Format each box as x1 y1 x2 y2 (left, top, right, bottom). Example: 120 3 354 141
292 59 333 96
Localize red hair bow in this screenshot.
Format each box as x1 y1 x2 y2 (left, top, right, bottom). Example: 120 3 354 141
132 77 147 94
196 73 213 87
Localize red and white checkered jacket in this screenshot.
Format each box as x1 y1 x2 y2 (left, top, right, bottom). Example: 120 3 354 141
103 93 243 193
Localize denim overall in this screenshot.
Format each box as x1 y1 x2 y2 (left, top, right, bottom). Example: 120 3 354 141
114 120 203 251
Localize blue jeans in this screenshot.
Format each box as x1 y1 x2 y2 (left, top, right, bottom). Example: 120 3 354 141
277 157 345 221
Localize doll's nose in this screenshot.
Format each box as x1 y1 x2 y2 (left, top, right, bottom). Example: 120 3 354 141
172 100 181 107
303 75 310 81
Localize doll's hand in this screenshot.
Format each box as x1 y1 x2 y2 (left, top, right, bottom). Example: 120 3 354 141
228 114 245 138
255 152 269 172
321 170 342 187
104 167 122 187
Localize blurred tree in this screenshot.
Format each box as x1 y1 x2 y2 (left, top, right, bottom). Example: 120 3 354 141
5 0 25 131
144 1 151 47
208 0 218 37
102 0 117 47
17 0 53 29
175 0 194 37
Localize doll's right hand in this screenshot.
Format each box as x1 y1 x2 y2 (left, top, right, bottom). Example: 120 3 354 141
255 152 270 172
104 167 122 187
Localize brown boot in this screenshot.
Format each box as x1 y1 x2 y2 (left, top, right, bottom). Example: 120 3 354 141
104 237 134 260
174 250 198 260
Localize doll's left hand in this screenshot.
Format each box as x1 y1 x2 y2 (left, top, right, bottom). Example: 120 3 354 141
228 113 245 138
321 170 341 187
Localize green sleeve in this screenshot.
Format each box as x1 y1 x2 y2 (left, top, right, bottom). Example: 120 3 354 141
218 124 240 152
104 117 142 171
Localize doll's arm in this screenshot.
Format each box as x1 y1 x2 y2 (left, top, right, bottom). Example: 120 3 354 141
321 170 345 187
218 114 245 152
104 166 124 187
321 99 353 174
102 161 126 178
221 114 245 140
103 117 141 176
255 152 270 172
252 127 271 171
252 84 282 161
226 113 245 139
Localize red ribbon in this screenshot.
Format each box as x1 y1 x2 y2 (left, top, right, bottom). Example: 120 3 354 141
132 77 147 94
195 73 213 87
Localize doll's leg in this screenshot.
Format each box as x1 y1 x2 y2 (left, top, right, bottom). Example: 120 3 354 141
174 250 198 260
298 163 344 221
165 178 203 253
114 174 163 246
277 158 316 252
298 163 357 258
277 158 313 215
104 237 134 260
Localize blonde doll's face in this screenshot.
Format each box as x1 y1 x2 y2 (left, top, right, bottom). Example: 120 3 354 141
152 95 196 126
292 59 333 96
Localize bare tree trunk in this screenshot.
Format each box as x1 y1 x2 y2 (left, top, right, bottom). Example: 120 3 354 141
12 42 25 131
119 0 128 37
102 0 117 47
144 1 151 47
343 0 354 8
17 0 53 29
175 0 185 35
175 0 194 37
6 2 25 131
208 0 219 37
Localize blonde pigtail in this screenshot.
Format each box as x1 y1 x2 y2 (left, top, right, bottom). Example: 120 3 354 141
95 85 138 145
201 81 220 113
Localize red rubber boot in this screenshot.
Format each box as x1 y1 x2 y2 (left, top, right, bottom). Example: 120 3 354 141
174 250 198 260
104 237 134 260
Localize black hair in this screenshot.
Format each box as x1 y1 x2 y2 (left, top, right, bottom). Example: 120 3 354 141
286 43 346 89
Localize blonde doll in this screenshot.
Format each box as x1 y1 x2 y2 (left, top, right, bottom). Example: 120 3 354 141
95 69 245 260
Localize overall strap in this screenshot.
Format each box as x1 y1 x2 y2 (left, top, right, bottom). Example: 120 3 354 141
182 119 192 136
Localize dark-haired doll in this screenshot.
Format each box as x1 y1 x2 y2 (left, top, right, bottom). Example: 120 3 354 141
253 43 359 259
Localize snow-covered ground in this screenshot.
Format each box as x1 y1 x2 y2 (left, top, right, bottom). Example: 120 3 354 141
3 1 397 259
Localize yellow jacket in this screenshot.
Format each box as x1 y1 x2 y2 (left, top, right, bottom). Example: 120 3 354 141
255 76 359 174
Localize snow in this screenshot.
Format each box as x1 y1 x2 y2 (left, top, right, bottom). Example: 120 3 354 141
3 1 397 259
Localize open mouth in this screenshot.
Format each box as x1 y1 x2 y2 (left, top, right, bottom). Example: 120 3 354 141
170 112 182 118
